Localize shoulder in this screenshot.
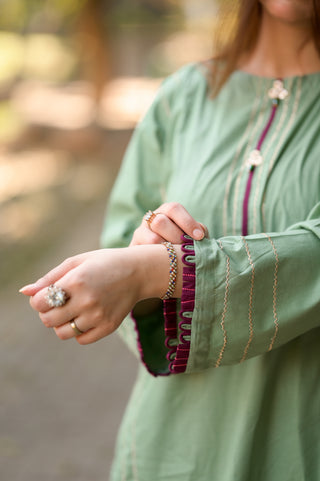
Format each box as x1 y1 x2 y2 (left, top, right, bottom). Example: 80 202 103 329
139 62 210 129
159 62 210 104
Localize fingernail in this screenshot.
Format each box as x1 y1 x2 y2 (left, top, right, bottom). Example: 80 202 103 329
200 224 209 238
193 228 204 240
19 283 36 293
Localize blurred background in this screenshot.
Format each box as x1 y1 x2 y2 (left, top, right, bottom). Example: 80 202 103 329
0 1 223 479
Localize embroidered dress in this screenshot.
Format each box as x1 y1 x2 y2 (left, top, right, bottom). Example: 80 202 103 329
101 63 320 481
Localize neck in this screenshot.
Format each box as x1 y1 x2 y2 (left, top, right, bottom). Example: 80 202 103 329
241 10 320 78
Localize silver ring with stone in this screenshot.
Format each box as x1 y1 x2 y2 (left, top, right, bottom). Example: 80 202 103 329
45 284 68 308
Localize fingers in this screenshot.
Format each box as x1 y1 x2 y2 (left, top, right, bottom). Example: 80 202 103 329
37 297 78 327
131 214 183 246
19 256 82 296
53 318 91 341
132 203 209 247
156 203 207 240
54 319 111 344
30 285 69 314
199 222 209 238
148 213 185 244
130 227 165 246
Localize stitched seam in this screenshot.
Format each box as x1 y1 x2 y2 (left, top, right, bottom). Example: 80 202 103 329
252 98 290 233
215 240 230 367
222 78 264 236
241 237 255 362
263 234 280 350
262 78 302 230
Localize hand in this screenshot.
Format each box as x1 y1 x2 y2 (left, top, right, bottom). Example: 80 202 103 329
130 202 208 246
20 245 178 344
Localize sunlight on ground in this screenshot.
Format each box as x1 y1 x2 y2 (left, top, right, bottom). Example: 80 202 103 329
0 195 57 241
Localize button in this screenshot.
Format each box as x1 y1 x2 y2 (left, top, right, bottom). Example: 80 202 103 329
246 149 263 168
268 79 288 100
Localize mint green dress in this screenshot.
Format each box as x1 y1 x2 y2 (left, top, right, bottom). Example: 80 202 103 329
101 63 320 481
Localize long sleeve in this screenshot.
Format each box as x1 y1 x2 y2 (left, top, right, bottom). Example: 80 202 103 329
101 63 320 377
176 203 320 373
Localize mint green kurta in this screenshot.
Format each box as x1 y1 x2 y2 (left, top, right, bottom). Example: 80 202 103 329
101 63 320 481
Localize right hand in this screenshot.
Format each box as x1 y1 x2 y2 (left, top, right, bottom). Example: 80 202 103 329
130 202 208 246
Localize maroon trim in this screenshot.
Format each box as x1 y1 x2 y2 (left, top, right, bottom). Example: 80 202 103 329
163 298 178 365
132 235 196 376
256 103 277 150
242 101 278 236
166 235 195 374
242 168 255 236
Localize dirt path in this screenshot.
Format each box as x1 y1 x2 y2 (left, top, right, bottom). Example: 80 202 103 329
0 146 138 481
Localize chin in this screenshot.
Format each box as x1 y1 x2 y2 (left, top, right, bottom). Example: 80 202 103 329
260 0 313 24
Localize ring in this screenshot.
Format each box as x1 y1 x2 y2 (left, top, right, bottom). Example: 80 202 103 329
144 210 158 229
45 284 68 308
70 320 84 336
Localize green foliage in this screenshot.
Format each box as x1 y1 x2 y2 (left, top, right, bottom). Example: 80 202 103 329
0 0 86 31
0 0 182 32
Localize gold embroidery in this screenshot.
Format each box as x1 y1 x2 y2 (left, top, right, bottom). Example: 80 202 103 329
241 237 255 362
263 234 280 350
215 240 230 367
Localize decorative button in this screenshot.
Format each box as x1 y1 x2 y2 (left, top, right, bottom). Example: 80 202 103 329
246 149 263 168
268 79 289 100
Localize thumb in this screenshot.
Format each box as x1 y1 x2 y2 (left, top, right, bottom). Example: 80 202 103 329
199 223 209 238
19 256 81 296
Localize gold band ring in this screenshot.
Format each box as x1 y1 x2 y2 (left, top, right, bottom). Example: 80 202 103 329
144 210 158 230
70 320 84 336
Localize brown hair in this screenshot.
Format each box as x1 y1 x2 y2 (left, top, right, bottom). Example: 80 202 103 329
210 0 320 97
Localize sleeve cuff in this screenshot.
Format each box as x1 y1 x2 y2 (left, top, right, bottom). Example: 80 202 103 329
166 235 195 373
130 235 196 376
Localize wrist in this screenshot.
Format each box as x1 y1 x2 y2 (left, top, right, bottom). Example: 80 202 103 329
130 244 183 301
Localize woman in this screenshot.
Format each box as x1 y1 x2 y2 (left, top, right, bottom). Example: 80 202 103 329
21 1 320 479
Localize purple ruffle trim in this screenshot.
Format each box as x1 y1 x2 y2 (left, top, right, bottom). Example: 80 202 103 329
131 235 195 376
164 235 195 374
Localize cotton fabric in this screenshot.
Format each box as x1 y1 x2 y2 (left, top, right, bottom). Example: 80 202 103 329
101 63 320 481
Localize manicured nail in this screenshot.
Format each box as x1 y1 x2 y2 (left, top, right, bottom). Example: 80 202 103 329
19 283 36 293
193 228 204 240
201 224 209 238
